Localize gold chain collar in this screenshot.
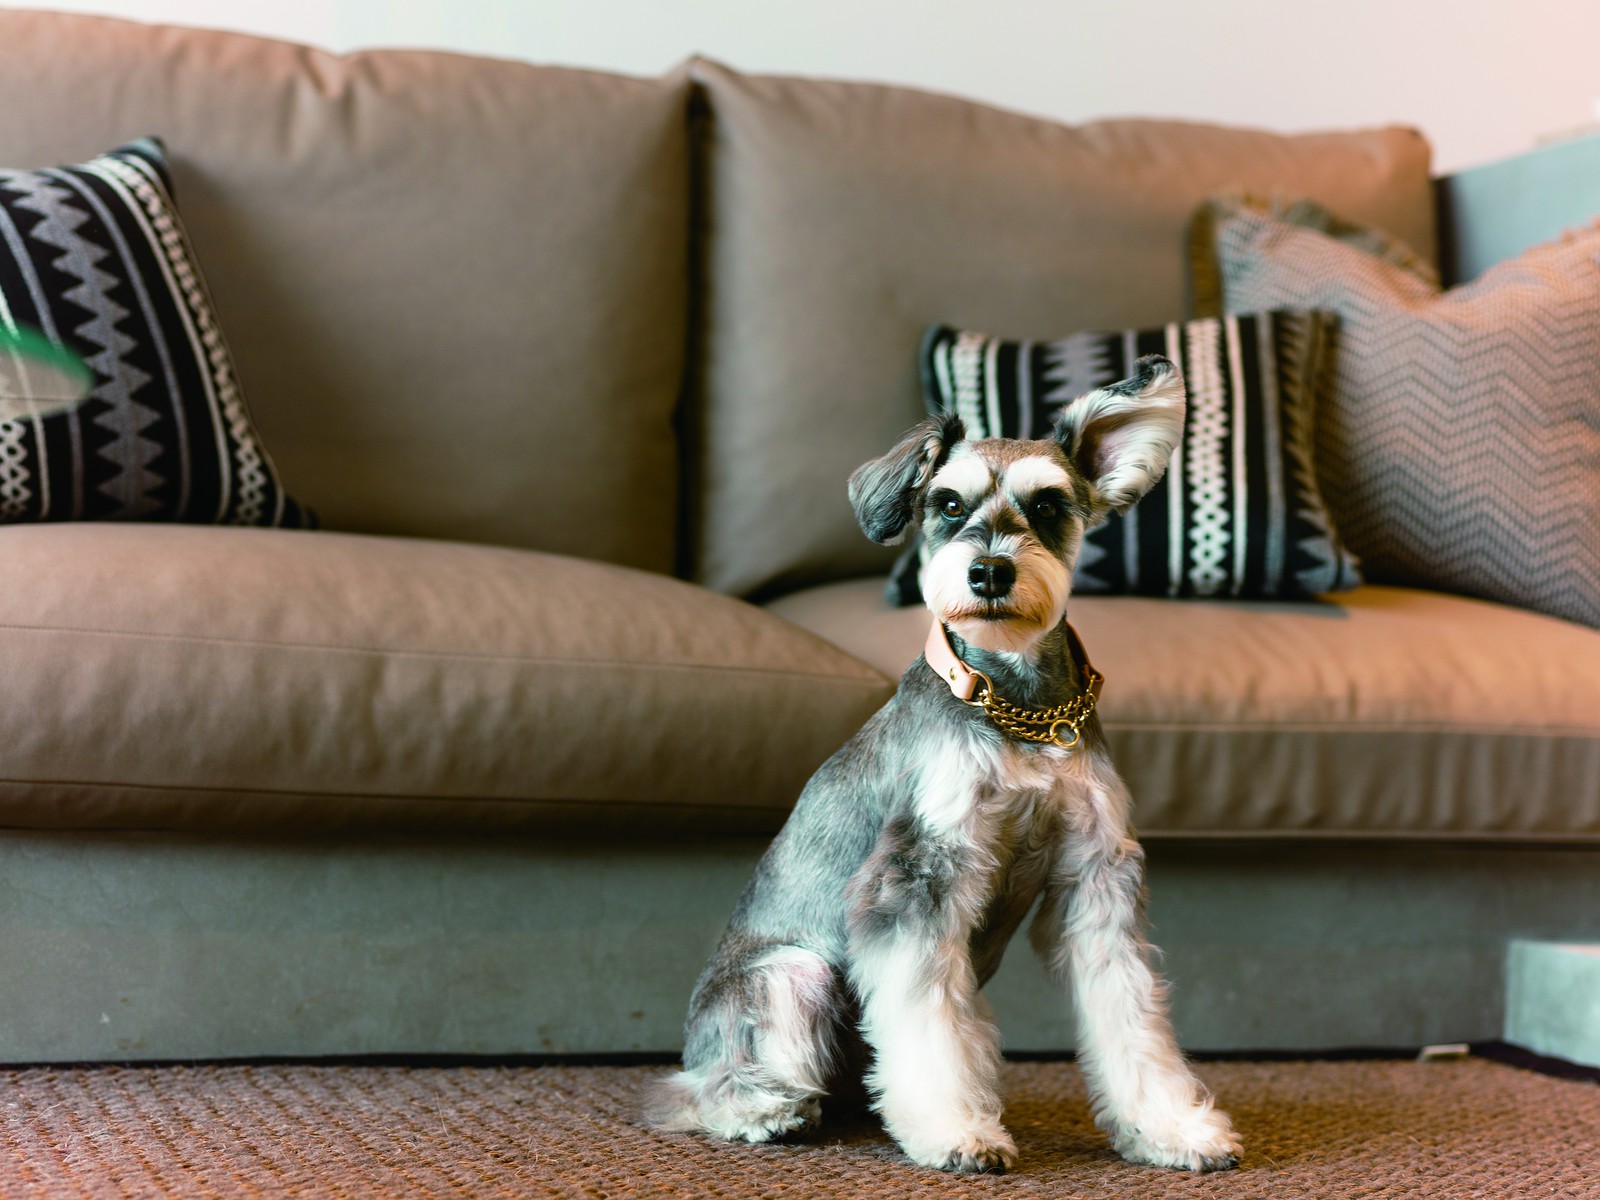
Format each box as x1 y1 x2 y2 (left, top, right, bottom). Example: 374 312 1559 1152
924 620 1105 749
966 671 1102 747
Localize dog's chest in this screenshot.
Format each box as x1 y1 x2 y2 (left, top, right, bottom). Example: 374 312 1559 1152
913 729 1072 839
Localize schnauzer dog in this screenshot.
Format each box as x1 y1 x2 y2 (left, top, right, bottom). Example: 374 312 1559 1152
647 356 1241 1175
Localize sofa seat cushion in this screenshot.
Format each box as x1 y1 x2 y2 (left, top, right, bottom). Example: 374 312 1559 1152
766 579 1600 841
0 525 891 835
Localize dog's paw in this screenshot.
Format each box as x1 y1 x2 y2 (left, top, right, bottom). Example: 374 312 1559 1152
1112 1103 1241 1172
939 1139 1018 1175
704 1094 821 1144
732 1095 822 1143
895 1122 1018 1174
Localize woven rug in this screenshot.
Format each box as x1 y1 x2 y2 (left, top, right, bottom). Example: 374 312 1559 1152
1 1055 1596 1198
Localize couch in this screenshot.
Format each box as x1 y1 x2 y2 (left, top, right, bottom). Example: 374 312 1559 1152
0 8 1596 1063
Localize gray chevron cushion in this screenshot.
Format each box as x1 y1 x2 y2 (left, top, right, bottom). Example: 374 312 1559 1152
1194 195 1600 629
0 139 311 526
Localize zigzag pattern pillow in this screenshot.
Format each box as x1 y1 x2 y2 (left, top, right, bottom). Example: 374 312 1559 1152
1196 196 1600 628
0 139 311 527
890 312 1361 603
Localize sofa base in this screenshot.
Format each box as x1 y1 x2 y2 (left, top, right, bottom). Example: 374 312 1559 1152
2 832 1596 1063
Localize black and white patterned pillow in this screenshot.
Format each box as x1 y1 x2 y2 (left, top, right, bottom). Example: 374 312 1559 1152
890 311 1360 603
0 139 311 527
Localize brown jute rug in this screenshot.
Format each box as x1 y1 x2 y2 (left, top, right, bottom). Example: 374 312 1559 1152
1 1055 1596 1198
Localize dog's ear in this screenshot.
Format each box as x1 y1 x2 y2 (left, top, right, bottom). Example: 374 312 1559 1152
1053 355 1186 514
848 414 966 545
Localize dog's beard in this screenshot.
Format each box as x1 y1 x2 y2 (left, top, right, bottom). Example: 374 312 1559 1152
921 537 1072 656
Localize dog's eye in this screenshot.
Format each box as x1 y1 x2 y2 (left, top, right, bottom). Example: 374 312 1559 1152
940 497 966 521
1029 498 1060 522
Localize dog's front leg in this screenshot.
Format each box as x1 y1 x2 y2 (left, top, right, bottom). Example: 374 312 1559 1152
1033 752 1241 1172
845 816 1017 1173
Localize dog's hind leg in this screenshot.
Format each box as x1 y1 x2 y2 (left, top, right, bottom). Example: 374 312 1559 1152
646 943 840 1142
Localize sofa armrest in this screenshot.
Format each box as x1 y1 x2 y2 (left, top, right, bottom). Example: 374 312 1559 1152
1436 131 1600 285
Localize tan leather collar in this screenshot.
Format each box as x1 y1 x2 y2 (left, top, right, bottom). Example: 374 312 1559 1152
924 619 1104 747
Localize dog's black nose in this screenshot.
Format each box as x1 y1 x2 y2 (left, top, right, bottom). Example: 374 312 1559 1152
968 556 1015 599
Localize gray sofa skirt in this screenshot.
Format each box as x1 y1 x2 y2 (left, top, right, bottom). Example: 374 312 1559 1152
4 830 1596 1062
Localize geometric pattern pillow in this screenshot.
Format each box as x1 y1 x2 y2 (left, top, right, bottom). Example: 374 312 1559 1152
1193 194 1600 628
891 311 1362 603
0 139 313 527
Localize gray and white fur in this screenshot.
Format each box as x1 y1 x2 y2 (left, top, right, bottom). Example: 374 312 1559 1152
646 356 1241 1174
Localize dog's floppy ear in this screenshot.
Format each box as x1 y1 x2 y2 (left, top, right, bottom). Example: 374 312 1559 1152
848 413 966 545
1053 355 1186 514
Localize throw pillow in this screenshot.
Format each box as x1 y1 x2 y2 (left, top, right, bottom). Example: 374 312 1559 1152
1194 194 1600 628
890 311 1362 603
0 138 312 526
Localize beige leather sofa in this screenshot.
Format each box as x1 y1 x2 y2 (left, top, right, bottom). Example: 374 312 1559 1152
0 9 1595 1063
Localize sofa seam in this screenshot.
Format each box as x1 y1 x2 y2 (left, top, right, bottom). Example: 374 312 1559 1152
0 779 697 800
0 790 1595 843
1103 719 1600 738
0 778 802 811
0 622 892 687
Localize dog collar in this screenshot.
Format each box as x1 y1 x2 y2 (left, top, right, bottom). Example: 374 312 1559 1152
924 619 1104 749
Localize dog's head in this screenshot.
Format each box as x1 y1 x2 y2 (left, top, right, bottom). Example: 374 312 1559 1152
849 355 1185 654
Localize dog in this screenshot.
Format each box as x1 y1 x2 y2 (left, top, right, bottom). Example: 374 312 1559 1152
646 355 1241 1175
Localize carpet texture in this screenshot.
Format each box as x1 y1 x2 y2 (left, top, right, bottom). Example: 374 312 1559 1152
1 1056 1596 1198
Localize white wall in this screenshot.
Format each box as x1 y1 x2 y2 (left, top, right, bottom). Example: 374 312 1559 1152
14 0 1600 174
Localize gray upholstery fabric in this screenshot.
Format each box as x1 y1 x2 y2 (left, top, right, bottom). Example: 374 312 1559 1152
4 832 1596 1058
0 524 891 835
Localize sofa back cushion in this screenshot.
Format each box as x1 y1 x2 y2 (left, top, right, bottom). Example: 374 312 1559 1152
0 11 689 572
687 58 1437 597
